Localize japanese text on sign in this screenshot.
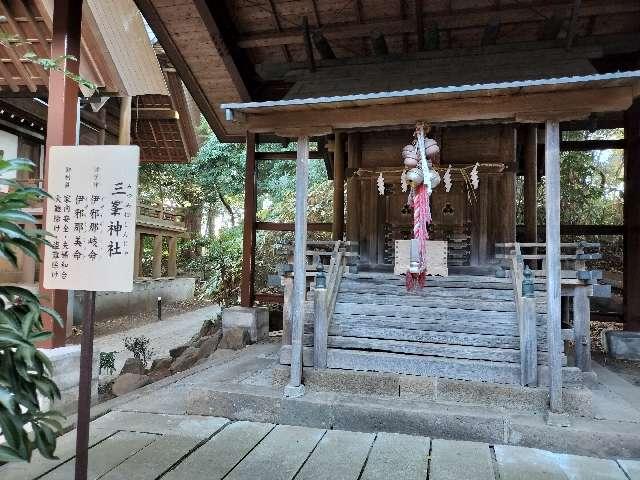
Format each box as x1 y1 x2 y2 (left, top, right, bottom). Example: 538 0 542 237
43 146 140 292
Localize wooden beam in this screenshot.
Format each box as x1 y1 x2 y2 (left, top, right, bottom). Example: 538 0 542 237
167 236 177 277
241 132 257 307
311 31 336 60
302 16 316 72
332 132 345 241
256 222 333 232
131 108 180 121
624 99 640 331
286 135 310 396
255 150 324 160
255 293 284 304
242 87 634 133
566 0 582 50
545 120 563 412
560 139 625 151
524 125 538 243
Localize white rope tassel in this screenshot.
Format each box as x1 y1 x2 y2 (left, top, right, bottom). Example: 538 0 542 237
416 124 432 194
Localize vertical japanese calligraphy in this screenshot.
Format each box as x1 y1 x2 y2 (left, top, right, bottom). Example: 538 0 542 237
43 146 140 292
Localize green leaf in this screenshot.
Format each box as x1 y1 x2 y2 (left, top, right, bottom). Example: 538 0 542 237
0 210 37 224
0 444 27 463
40 305 64 328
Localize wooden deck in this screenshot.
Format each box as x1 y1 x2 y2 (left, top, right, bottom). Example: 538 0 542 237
2 411 638 480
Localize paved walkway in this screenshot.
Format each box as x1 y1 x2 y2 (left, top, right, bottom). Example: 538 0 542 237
96 305 220 377
2 410 639 480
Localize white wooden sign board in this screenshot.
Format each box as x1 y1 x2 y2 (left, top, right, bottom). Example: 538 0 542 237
394 239 448 276
43 146 140 292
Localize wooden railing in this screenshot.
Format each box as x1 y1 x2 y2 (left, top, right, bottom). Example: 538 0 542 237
313 241 351 368
496 242 604 386
280 240 358 362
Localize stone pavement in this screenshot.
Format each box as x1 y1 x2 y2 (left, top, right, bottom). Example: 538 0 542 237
2 410 639 480
96 304 220 378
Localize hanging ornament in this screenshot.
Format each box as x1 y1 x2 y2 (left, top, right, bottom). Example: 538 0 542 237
401 169 408 192
470 162 480 189
377 172 385 195
443 164 452 193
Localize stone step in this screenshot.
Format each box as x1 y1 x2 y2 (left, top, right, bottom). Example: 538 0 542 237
337 292 547 313
339 282 516 301
333 303 520 322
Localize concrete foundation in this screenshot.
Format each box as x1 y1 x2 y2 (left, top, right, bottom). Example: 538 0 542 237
73 277 195 322
39 346 99 415
272 366 593 417
222 306 269 343
606 330 640 360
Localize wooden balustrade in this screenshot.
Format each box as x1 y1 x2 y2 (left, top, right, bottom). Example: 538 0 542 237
497 241 601 387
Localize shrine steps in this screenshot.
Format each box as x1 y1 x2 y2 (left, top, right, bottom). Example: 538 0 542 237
311 272 579 386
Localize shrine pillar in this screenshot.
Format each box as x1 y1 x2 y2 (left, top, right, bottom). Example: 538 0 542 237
625 99 640 332
167 236 178 277
332 132 345 241
134 231 142 278
240 132 257 307
39 0 83 347
285 136 309 398
544 120 563 412
152 234 163 278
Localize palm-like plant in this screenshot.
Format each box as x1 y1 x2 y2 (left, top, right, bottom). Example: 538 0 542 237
0 157 64 462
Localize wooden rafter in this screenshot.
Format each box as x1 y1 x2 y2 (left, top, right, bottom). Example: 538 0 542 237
566 0 582 50
266 0 292 63
235 1 640 50
309 0 321 27
302 16 315 72
0 2 38 92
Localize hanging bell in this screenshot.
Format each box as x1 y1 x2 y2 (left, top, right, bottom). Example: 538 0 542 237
424 138 439 160
430 170 441 190
406 168 424 188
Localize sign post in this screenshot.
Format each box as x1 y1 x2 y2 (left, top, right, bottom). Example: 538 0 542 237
43 146 140 480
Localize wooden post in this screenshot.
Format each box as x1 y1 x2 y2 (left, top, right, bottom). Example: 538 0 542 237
167 236 177 277
38 0 83 348
118 96 132 145
332 132 345 241
241 132 257 307
152 234 163 278
524 125 538 243
313 285 328 368
282 274 293 346
624 99 640 331
545 120 563 412
133 231 142 278
573 286 591 371
521 294 538 386
285 136 309 397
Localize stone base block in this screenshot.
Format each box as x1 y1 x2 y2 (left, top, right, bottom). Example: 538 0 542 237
606 330 640 360
38 345 99 415
223 306 269 343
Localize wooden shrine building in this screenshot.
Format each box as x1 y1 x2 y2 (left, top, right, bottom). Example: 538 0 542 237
27 0 640 412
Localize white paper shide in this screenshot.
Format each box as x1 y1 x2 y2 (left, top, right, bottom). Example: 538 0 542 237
43 146 140 292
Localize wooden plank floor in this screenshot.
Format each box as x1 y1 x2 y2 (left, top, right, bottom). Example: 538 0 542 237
1 412 638 480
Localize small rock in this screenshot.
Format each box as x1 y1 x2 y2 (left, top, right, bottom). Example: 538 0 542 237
120 357 145 376
148 368 171 382
150 357 173 372
197 330 223 359
111 373 151 396
171 346 200 373
219 328 250 350
169 344 189 359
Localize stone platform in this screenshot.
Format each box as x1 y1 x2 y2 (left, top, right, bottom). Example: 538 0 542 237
9 340 639 480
